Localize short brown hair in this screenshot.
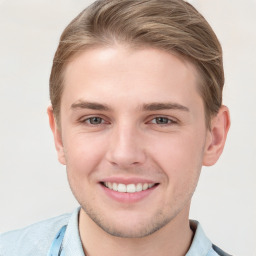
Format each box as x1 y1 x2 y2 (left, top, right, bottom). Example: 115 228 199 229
50 0 224 128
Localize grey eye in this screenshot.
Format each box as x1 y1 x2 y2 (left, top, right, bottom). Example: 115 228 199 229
154 117 170 124
88 117 103 124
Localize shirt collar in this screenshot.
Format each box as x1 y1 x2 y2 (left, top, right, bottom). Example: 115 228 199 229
62 207 85 256
186 220 212 256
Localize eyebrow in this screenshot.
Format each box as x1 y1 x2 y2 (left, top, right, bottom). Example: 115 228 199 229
70 101 189 112
142 102 189 112
71 101 111 111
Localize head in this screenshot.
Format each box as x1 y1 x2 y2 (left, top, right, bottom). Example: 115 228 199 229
50 0 224 128
48 0 230 239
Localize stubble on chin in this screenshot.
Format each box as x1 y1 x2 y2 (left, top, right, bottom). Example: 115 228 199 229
79 202 182 239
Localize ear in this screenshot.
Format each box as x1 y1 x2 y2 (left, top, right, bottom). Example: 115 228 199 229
47 106 66 165
203 105 231 166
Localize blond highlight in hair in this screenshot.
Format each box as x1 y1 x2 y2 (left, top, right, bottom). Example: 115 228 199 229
50 0 224 127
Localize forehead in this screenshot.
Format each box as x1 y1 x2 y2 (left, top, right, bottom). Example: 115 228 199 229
61 46 203 113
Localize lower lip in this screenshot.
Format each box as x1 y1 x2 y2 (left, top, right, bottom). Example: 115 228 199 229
100 183 158 203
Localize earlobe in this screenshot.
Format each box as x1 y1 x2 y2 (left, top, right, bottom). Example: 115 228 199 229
47 106 66 165
203 105 231 166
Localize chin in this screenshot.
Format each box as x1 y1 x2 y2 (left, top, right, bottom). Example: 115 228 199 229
97 222 163 238
83 206 173 238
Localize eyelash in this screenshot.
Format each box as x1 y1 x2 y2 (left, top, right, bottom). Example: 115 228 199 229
149 116 177 125
82 116 107 125
80 116 177 126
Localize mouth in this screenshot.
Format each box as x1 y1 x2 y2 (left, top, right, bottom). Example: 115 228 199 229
101 182 159 193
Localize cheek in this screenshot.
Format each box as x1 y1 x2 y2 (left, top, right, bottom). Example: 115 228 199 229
149 132 205 184
63 132 107 180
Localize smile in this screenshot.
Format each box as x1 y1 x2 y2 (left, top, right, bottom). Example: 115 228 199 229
103 182 157 193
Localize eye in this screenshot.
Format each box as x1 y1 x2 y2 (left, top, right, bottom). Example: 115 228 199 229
84 117 104 125
151 117 175 125
78 115 110 130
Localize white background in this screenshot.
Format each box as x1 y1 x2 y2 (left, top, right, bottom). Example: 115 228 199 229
0 0 255 255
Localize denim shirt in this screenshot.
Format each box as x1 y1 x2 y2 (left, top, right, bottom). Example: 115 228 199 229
0 207 231 256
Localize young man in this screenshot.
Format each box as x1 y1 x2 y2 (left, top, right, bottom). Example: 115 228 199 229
0 0 231 255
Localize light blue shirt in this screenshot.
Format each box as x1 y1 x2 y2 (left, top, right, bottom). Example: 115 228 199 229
0 207 231 256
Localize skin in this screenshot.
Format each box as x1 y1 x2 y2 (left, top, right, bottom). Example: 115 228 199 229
48 46 230 256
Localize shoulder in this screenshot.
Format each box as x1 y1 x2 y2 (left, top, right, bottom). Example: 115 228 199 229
0 212 71 256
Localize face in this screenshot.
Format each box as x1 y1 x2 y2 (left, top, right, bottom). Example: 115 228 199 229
51 46 214 238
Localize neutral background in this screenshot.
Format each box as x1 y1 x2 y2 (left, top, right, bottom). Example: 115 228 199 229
0 0 255 255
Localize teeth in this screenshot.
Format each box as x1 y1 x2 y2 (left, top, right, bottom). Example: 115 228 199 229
117 184 126 193
136 183 142 192
113 183 118 191
107 182 113 189
142 183 148 190
103 182 155 193
127 184 136 193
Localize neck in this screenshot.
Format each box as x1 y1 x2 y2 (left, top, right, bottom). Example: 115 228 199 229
79 206 193 256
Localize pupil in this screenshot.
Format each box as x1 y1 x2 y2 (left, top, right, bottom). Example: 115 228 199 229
91 117 101 124
157 117 168 124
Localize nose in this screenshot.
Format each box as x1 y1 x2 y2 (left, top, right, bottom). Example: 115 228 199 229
105 123 146 168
